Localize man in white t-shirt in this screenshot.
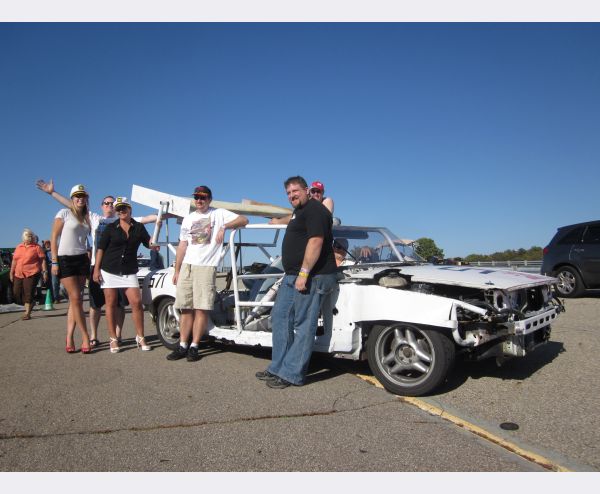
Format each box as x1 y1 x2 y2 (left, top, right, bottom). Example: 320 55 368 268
37 179 160 346
167 185 248 362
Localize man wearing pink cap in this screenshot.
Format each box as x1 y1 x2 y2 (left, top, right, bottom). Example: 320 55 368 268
307 181 334 215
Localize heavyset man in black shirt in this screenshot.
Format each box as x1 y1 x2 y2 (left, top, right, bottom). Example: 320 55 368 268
257 176 337 389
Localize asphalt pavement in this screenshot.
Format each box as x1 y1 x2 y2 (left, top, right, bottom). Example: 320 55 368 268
0 295 596 472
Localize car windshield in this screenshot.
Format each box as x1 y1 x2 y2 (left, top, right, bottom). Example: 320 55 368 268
332 227 424 264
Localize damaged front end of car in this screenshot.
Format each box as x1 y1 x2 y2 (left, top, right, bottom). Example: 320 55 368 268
450 283 563 362
343 264 564 365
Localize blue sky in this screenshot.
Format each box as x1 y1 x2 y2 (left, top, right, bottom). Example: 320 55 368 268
1 23 599 257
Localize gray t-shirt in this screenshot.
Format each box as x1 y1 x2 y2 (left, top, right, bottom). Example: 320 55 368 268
55 208 91 256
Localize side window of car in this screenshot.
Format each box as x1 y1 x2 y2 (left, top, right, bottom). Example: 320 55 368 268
558 226 584 244
582 226 600 244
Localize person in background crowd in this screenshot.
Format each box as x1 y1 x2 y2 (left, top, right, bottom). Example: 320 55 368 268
150 249 165 270
93 197 156 353
10 229 47 320
257 176 337 388
37 179 161 347
167 185 248 362
50 184 93 353
43 239 61 303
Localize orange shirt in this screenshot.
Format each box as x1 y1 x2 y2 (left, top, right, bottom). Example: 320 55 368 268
12 243 45 278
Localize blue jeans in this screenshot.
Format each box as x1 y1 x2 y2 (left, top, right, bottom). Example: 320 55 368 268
268 273 337 385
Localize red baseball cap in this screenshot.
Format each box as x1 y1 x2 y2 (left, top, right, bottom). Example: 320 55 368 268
310 181 324 192
193 185 212 198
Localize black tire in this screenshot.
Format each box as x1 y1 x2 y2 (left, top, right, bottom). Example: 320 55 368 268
367 322 455 396
155 297 180 350
554 266 584 298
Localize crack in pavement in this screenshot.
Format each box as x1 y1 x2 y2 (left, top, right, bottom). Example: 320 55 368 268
0 399 403 441
331 389 362 410
0 319 23 329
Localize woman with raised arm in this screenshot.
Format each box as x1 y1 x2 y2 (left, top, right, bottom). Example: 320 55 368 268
50 184 93 353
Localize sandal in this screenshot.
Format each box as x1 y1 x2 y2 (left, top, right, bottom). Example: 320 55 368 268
135 335 151 351
81 346 92 354
66 346 76 354
21 314 31 321
109 337 120 354
90 339 99 347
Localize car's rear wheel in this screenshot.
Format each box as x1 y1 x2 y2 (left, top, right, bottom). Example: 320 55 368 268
554 266 583 298
367 323 455 396
156 297 180 350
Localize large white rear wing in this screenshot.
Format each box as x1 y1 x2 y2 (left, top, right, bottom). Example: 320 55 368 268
131 184 292 219
130 184 292 256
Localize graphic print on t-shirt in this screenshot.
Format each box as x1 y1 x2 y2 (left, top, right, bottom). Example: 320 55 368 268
187 218 213 245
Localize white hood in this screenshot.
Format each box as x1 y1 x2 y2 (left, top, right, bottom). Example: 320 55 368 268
400 265 555 290
348 264 556 290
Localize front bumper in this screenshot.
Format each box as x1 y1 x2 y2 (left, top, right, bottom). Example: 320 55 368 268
501 307 557 357
461 307 557 360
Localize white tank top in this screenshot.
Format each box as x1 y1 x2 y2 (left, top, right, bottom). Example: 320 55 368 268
55 208 90 256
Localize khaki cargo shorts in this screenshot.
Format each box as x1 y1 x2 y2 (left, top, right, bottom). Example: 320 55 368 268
174 264 217 311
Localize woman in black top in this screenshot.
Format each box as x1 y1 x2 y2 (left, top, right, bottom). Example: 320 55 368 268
93 197 155 353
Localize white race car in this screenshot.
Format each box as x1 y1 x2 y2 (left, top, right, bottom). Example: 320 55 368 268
140 224 563 396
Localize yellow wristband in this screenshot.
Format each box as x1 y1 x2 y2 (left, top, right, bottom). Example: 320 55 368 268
298 271 309 278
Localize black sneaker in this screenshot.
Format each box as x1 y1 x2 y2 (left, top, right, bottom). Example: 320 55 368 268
186 346 201 362
255 369 276 381
266 376 292 389
166 346 188 361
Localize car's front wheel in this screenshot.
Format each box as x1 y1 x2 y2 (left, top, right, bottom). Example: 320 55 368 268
155 297 181 350
554 266 584 298
367 323 455 396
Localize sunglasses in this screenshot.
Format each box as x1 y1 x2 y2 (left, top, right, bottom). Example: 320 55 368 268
194 194 210 200
115 207 129 213
103 201 114 206
310 189 323 194
72 194 88 199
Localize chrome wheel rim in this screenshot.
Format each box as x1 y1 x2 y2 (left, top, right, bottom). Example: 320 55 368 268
556 270 576 295
158 302 180 345
374 324 434 388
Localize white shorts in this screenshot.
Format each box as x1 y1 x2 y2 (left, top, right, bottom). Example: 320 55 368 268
100 270 139 289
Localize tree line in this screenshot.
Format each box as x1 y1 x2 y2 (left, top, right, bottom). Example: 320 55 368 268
464 246 543 262
414 237 543 262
